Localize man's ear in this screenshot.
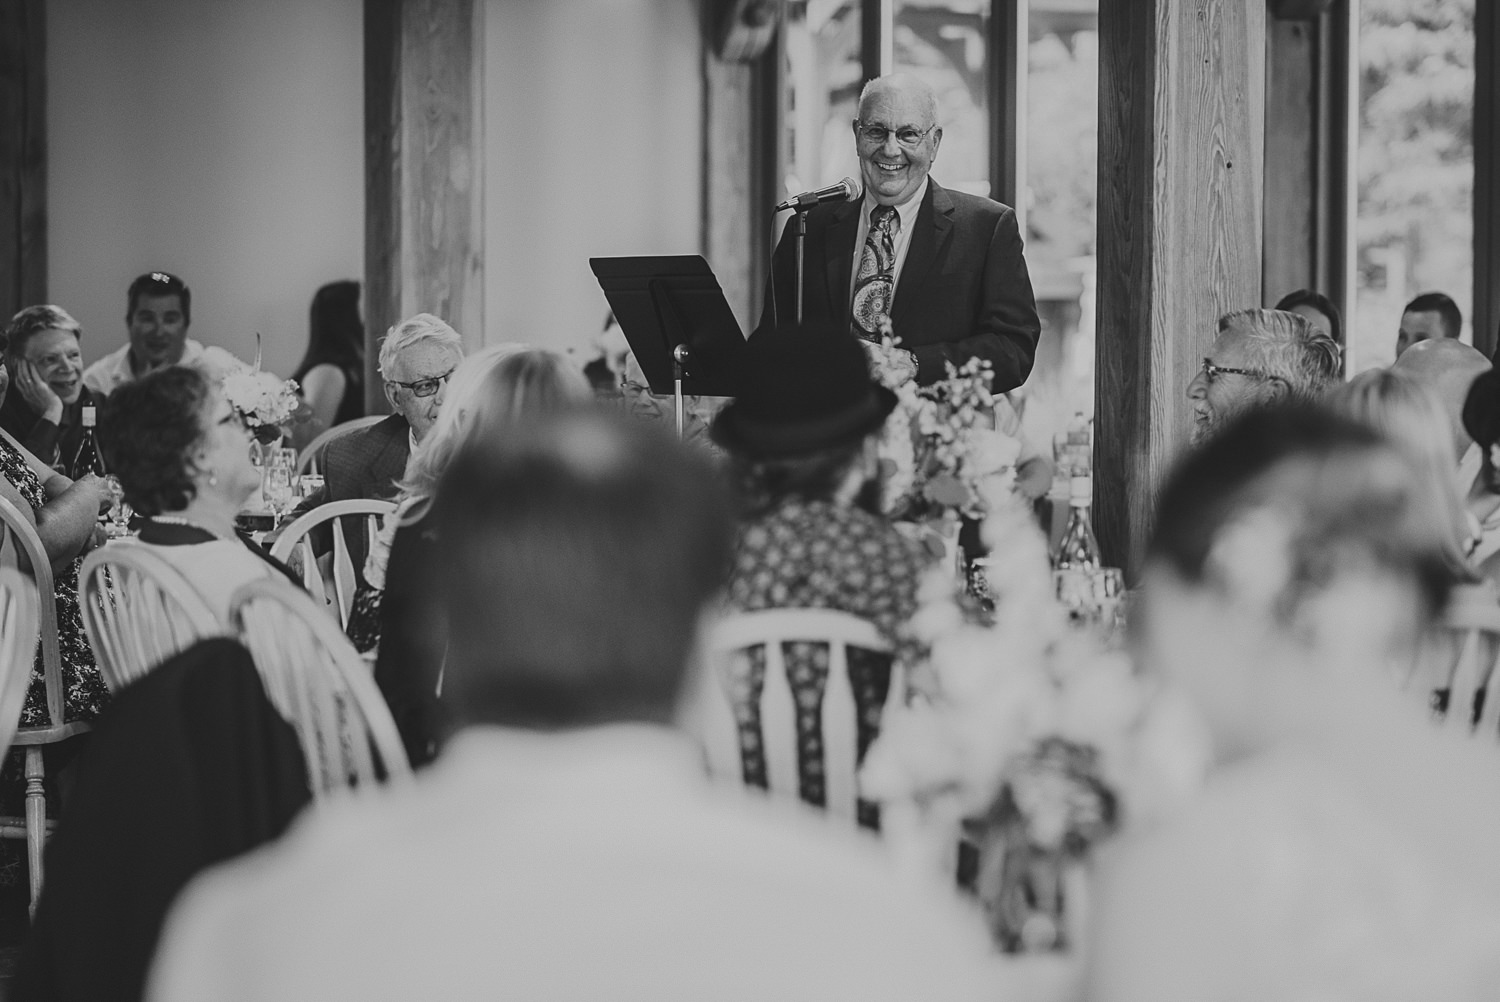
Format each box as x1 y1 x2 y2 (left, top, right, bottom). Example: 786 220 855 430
1262 375 1291 405
383 381 398 410
930 127 943 160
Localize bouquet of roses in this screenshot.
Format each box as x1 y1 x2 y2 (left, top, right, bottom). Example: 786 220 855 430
213 336 302 439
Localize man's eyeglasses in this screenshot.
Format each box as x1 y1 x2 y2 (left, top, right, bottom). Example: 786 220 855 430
1200 357 1270 384
387 368 455 398
854 121 936 148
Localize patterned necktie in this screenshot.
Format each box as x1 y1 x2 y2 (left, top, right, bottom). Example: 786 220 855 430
851 205 899 343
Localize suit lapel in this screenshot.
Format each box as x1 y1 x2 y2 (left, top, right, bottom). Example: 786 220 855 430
823 200 862 325
892 180 953 327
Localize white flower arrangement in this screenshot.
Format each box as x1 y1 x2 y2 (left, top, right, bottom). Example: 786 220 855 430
213 340 301 432
860 488 1210 952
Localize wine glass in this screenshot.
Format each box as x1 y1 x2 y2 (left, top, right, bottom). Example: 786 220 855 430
262 449 297 527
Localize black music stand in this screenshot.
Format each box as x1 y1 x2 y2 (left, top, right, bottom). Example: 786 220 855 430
589 255 743 436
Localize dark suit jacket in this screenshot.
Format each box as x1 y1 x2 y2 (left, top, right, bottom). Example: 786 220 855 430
13 639 310 1002
760 178 1041 393
290 412 411 575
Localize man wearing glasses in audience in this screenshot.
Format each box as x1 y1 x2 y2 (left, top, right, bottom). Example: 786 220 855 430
758 72 1040 395
1187 308 1342 445
83 271 206 398
288 313 464 571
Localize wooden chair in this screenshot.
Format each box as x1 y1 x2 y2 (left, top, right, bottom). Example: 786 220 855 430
694 608 898 826
297 415 386 476
230 577 412 799
1415 583 1500 735
0 496 92 912
270 499 397 629
77 542 223 692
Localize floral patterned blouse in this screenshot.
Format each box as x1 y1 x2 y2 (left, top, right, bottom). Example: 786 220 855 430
722 498 934 829
0 435 107 726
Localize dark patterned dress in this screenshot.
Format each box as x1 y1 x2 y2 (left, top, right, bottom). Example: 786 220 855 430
722 499 933 830
0 436 108 726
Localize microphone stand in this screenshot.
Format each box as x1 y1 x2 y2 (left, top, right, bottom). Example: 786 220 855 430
792 208 809 324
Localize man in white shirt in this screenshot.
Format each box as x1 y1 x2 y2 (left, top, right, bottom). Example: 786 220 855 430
147 408 997 1002
82 272 207 397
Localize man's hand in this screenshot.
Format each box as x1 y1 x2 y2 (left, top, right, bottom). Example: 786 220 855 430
15 360 63 424
861 340 918 387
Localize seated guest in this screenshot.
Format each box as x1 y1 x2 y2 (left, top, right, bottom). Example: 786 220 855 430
1186 307 1341 444
0 325 111 727
1272 288 1341 344
1395 290 1462 357
1088 405 1500 1001
1326 368 1480 584
286 312 464 574
100 367 296 622
1 305 102 472
82 272 206 398
353 345 591 765
148 408 996 1002
711 323 934 826
291 280 365 441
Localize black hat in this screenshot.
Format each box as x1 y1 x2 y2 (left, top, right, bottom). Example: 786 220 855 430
1463 366 1500 449
711 322 898 459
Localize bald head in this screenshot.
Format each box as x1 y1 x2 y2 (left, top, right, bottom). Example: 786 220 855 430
854 73 943 208
1389 337 1491 460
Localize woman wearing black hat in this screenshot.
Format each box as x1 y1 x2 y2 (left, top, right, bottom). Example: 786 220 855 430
710 323 935 830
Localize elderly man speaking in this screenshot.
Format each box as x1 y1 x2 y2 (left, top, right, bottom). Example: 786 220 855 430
758 72 1041 394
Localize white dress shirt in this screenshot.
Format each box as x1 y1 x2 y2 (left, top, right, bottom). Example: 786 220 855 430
847 176 929 310
148 723 999 1002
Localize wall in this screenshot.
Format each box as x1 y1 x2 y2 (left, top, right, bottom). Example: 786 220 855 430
484 0 704 355
47 0 364 379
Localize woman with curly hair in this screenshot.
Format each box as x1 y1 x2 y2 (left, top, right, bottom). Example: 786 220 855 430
99 366 296 621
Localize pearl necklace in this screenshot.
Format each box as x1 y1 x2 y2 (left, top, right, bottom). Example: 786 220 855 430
149 514 237 542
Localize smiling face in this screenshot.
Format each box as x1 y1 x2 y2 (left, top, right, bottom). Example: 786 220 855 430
18 327 85 405
128 292 189 372
854 78 942 207
196 388 260 507
1186 329 1275 445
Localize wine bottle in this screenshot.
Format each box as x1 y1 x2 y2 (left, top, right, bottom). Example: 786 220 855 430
72 405 107 479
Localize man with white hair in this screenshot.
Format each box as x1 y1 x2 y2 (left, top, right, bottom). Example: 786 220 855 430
290 313 464 568
1186 308 1342 444
758 72 1040 393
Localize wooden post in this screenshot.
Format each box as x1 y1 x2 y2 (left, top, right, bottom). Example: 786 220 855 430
1475 0 1500 358
1096 0 1266 577
364 0 484 412
0 0 46 319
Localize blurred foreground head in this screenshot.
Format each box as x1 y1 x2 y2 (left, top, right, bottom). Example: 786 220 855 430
432 407 733 729
1141 404 1452 753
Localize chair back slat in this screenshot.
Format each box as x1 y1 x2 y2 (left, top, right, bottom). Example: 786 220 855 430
700 608 896 824
296 415 386 476
230 577 411 800
77 543 222 691
0 497 67 726
0 568 40 755
270 499 396 629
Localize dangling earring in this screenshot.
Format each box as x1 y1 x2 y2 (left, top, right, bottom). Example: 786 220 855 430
206 470 219 488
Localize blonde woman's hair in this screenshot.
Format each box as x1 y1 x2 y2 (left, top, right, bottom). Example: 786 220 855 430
1327 368 1479 583
396 344 591 511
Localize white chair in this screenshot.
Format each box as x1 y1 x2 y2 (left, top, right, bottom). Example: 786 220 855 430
77 542 223 692
270 499 397 630
230 577 412 799
1415 583 1500 735
694 608 898 825
297 415 386 476
0 497 92 912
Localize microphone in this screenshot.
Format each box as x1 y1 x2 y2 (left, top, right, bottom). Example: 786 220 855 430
775 176 861 212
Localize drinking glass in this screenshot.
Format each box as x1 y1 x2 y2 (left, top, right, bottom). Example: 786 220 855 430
103 474 133 539
262 449 297 526
1094 567 1127 645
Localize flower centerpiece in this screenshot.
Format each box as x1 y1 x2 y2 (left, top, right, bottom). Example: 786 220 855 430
215 338 301 444
860 486 1211 953
866 322 1021 563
